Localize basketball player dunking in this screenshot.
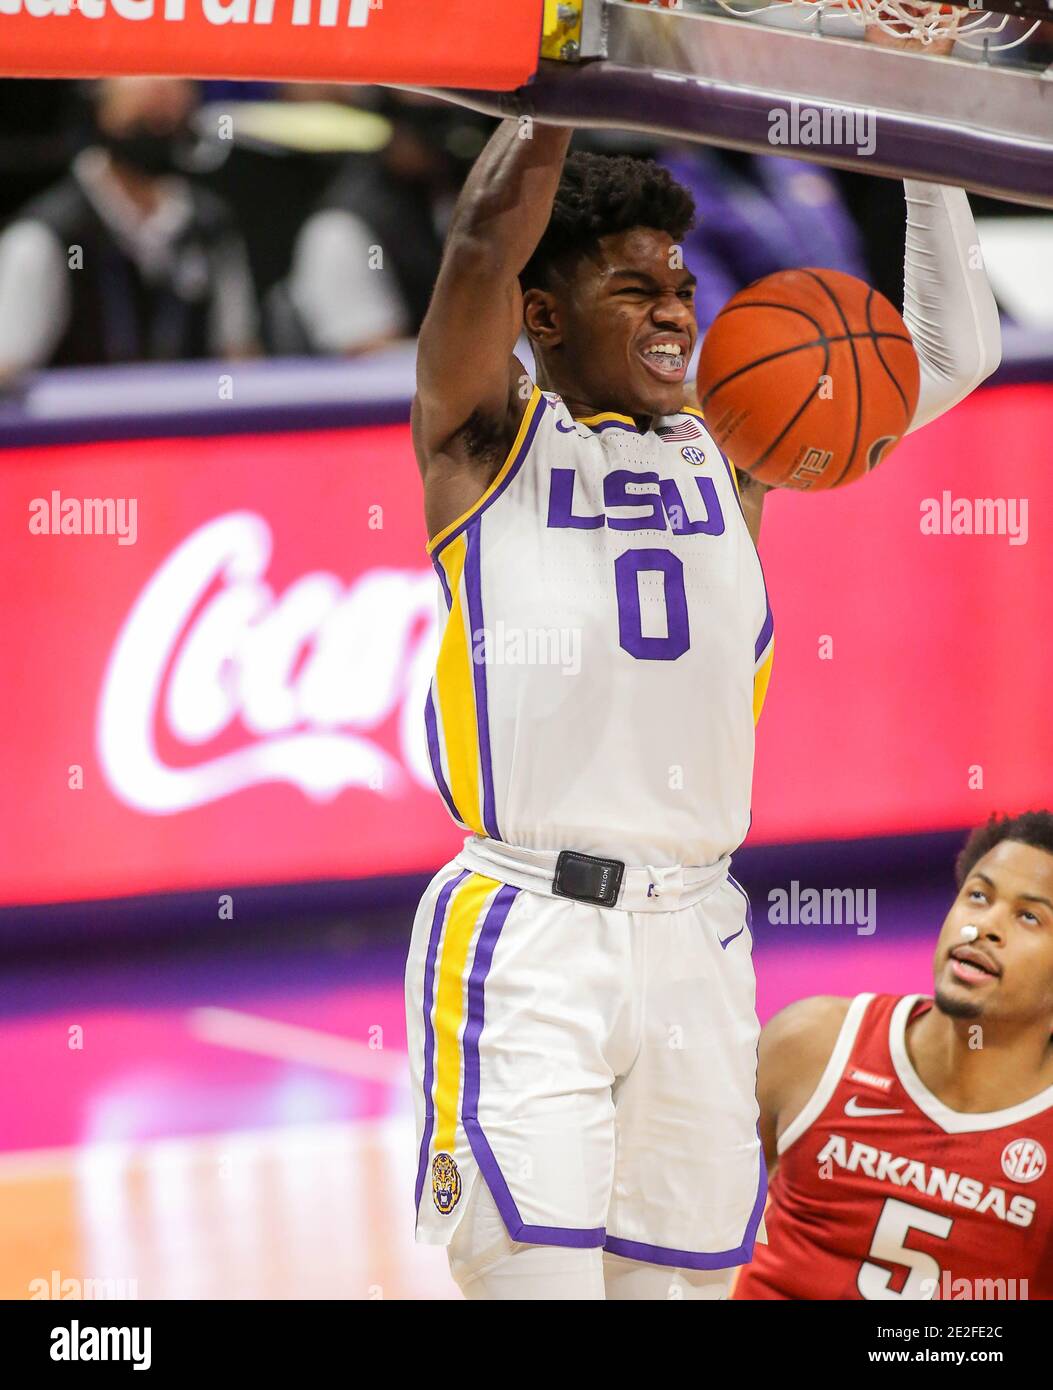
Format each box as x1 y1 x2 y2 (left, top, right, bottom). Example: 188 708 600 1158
405 95 1001 1298
734 813 1053 1300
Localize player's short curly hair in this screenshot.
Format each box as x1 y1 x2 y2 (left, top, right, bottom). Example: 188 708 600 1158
955 811 1053 887
520 150 696 292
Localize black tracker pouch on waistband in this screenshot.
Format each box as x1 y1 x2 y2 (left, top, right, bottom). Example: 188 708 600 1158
552 850 625 909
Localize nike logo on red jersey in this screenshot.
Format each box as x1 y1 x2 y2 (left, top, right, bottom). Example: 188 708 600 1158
844 1096 904 1117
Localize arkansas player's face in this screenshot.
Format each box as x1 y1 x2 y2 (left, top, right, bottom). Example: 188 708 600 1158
525 228 697 419
933 841 1053 1026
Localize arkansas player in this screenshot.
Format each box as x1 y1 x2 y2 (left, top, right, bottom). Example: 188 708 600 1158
735 812 1053 1300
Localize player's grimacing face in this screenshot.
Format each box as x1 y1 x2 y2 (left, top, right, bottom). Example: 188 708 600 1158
530 227 698 417
932 841 1053 1025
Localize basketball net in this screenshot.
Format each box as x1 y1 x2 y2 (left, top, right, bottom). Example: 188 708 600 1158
700 0 1040 51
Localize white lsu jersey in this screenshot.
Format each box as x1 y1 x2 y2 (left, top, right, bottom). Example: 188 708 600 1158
423 384 774 867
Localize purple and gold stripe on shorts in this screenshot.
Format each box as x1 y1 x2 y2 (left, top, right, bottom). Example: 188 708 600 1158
604 1140 768 1270
414 871 519 1209
414 868 469 1212
414 870 607 1249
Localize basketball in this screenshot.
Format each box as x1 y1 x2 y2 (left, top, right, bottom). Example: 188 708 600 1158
697 268 921 491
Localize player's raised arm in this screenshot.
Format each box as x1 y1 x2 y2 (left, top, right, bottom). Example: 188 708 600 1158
861 23 1002 433
413 119 571 535
900 180 1002 434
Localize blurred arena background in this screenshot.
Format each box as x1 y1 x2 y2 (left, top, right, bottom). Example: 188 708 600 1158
1 1 1052 1300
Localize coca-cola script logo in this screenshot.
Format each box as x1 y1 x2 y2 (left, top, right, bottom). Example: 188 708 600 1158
97 511 438 813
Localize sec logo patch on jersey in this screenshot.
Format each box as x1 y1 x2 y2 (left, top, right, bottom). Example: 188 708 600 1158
681 446 707 466
1001 1138 1046 1184
431 1152 463 1213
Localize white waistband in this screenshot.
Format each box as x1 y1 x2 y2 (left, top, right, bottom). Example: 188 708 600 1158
455 836 731 914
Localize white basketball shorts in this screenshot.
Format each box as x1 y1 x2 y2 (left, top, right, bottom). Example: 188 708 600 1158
405 835 766 1268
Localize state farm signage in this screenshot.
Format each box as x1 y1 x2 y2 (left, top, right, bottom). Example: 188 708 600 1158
1 0 371 22
0 0 543 87
97 510 437 813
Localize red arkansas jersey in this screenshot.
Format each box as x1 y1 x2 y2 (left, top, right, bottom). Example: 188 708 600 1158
734 993 1053 1300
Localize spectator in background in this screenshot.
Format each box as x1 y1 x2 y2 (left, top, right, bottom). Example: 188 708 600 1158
660 146 870 335
270 95 491 355
0 80 88 227
0 78 258 381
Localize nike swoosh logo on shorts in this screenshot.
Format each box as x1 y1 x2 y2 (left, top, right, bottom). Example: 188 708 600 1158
718 926 744 950
844 1096 903 1117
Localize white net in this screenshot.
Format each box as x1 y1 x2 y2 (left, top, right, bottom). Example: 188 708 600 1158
708 0 1041 50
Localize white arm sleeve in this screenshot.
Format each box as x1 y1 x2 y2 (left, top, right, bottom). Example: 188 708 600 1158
902 181 1002 435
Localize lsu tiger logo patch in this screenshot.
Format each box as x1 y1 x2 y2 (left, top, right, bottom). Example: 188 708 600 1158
432 1152 462 1214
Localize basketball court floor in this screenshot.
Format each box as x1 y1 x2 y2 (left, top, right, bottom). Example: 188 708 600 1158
0 878 945 1300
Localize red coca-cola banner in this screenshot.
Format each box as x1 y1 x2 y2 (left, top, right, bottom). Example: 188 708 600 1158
752 380 1053 846
1 383 1052 907
0 0 542 88
1 425 463 904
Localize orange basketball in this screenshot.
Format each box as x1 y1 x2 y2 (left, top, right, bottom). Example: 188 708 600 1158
697 268 920 491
